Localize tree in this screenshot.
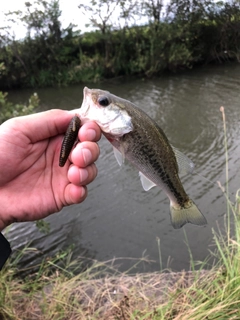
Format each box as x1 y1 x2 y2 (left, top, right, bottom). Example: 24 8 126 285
78 0 123 34
168 0 213 23
118 0 140 28
141 0 165 25
21 1 62 41
0 0 80 88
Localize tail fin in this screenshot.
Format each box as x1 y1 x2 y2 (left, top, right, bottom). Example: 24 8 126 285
170 200 207 229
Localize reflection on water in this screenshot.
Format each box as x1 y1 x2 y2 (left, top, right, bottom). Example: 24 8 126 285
6 63 240 272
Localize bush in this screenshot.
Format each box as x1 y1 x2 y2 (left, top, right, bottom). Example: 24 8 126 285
0 91 39 124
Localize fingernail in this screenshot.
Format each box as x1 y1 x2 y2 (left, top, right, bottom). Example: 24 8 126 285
82 148 92 164
80 168 89 182
87 129 96 141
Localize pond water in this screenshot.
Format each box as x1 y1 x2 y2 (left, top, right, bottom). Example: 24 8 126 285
5 63 240 273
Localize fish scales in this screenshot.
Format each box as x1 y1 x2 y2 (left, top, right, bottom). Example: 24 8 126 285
109 102 189 207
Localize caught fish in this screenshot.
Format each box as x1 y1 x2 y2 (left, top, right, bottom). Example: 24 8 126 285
59 114 81 167
64 87 207 229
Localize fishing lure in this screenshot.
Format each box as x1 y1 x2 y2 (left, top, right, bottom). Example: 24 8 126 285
59 114 81 167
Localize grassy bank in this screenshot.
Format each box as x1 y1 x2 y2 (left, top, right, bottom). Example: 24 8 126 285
0 214 240 320
1 111 240 319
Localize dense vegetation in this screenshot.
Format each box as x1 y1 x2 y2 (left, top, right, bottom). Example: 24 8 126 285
0 0 240 89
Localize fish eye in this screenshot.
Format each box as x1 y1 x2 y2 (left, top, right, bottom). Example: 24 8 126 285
98 96 110 107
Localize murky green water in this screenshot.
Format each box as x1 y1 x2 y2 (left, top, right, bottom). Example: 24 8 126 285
5 63 240 272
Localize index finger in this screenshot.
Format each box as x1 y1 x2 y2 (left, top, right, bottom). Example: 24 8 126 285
9 109 77 143
79 121 102 142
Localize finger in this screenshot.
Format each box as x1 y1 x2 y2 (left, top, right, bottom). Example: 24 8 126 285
68 163 98 186
70 141 100 168
79 121 102 142
64 184 88 205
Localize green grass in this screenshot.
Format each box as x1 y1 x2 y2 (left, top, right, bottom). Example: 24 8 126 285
1 106 240 319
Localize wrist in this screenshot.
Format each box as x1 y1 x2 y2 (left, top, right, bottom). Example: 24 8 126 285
0 218 7 232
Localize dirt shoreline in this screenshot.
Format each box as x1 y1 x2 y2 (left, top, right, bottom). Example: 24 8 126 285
38 269 209 319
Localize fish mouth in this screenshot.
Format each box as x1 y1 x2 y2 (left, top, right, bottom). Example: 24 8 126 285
79 87 91 117
80 86 117 124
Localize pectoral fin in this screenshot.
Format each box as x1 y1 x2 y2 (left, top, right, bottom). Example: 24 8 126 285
113 146 125 166
139 172 157 191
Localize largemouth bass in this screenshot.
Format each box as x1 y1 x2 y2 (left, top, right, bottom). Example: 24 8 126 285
61 87 207 229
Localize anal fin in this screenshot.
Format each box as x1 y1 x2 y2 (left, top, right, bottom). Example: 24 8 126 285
139 172 157 191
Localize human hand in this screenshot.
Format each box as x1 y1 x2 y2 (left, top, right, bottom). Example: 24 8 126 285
0 109 101 231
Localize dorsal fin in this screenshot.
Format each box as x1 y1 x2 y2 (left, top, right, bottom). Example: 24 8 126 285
171 146 195 175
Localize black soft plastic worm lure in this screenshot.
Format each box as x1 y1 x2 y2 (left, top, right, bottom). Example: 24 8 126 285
59 115 81 167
